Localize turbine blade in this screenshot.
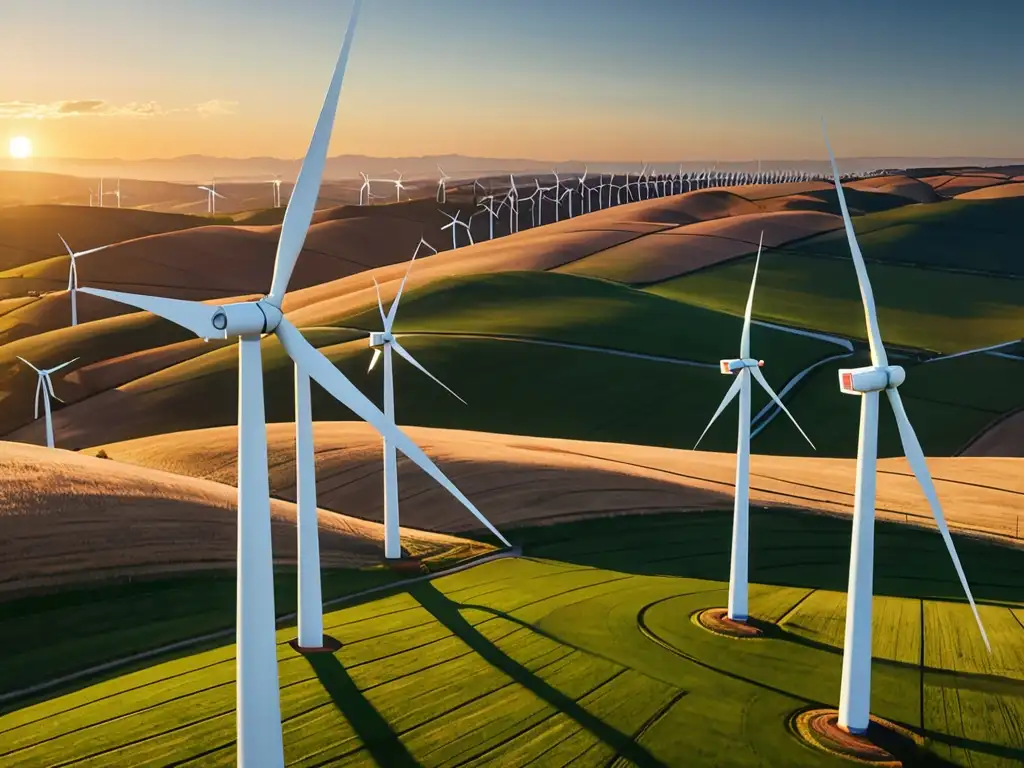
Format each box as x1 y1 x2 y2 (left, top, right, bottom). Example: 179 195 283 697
694 372 744 450
58 233 74 257
44 357 80 374
78 287 216 338
267 0 362 306
16 356 40 373
46 374 62 401
274 318 508 545
371 277 387 326
750 366 815 449
392 339 466 404
740 231 763 359
368 347 382 372
34 378 42 419
886 388 990 652
386 244 422 329
822 121 887 367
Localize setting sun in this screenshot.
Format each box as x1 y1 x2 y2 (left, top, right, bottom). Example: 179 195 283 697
9 136 32 159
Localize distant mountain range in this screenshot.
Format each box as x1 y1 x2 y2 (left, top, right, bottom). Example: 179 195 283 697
3 154 1023 184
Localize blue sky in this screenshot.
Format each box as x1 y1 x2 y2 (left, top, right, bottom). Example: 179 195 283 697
1 0 1020 159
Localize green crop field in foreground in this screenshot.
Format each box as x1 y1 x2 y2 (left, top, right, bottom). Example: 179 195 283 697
3 510 1022 766
0 567 404 696
648 250 1024 354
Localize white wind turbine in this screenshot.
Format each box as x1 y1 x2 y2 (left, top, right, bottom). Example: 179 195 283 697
98 178 105 207
358 172 372 205
198 180 225 214
270 176 282 208
436 165 451 203
551 169 562 221
478 197 500 240
506 175 520 232
366 238 465 558
440 209 473 248
81 6 508 764
17 356 78 449
391 170 407 202
823 122 990 735
693 232 815 622
58 234 111 326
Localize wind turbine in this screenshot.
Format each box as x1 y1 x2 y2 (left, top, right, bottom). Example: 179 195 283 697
366 238 464 558
391 170 407 202
270 176 282 208
478 197 500 240
17 356 78 449
440 209 473 248
823 122 990 735
506 175 520 233
436 165 451 203
80 6 509 765
551 169 562 221
358 172 372 205
58 234 110 326
198 180 225 214
98 178 104 207
693 232 815 623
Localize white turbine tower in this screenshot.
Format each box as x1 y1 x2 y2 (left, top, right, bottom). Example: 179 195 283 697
98 178 104 207
271 176 282 208
440 209 473 248
693 232 815 622
367 238 465 558
17 356 78 449
81 6 508 764
58 234 110 327
823 122 990 735
436 165 451 203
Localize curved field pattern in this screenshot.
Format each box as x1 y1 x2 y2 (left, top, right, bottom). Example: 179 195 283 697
2 510 1021 766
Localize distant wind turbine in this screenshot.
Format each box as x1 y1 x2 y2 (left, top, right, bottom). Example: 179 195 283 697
58 233 111 326
440 209 473 248
17 356 78 449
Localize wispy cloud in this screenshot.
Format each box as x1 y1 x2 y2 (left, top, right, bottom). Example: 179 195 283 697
195 99 239 116
0 99 236 119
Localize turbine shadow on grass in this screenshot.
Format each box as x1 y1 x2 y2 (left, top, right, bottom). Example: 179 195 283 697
305 653 422 768
410 581 669 768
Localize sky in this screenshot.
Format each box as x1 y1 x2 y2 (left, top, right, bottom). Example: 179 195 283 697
1 0 1021 162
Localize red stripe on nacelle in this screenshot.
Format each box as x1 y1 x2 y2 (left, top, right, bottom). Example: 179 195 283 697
841 372 853 391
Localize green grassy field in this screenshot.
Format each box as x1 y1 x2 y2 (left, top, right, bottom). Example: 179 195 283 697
327 271 839 369
62 329 835 456
647 250 1024 354
751 351 1024 458
0 567 402 697
2 509 1021 766
784 197 1024 277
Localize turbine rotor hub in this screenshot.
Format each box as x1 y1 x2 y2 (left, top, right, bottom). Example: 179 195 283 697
838 364 905 395
210 298 283 339
368 331 391 348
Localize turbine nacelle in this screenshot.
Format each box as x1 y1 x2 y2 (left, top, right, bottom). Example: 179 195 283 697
368 330 393 348
210 300 284 338
838 364 906 395
720 358 764 375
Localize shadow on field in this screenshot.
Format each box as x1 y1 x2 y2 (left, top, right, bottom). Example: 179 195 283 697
305 653 422 768
516 508 1024 605
410 581 669 768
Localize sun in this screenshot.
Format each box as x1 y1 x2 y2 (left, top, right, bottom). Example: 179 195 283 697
9 136 32 160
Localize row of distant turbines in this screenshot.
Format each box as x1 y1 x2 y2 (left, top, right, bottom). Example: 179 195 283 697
25 8 986 766
87 177 286 213
430 163 878 249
